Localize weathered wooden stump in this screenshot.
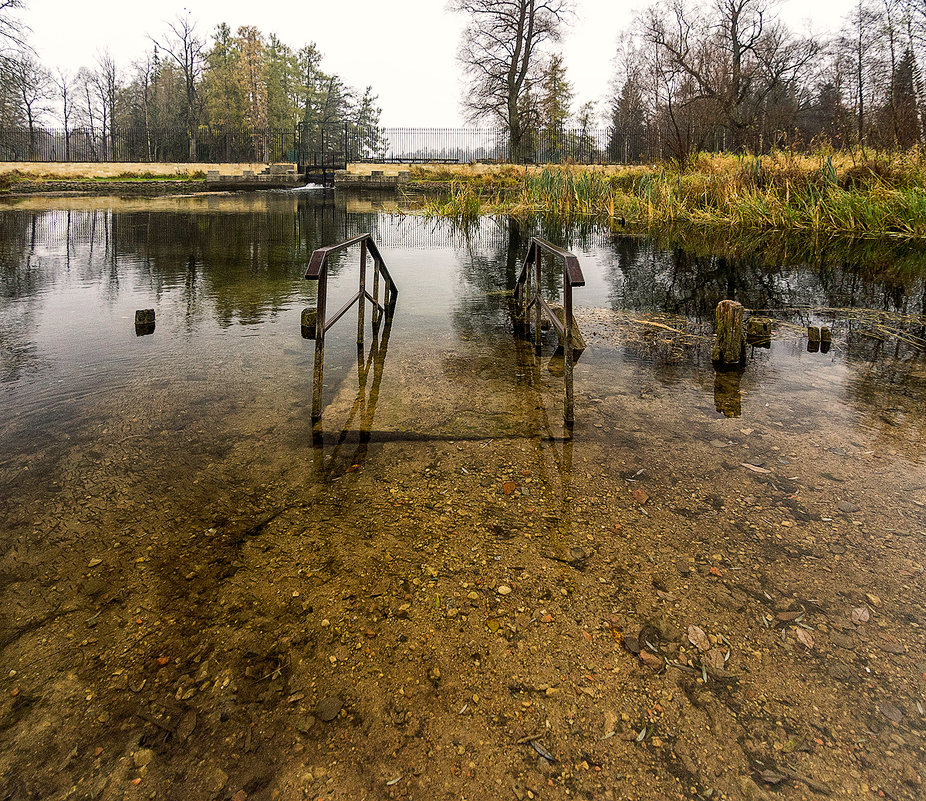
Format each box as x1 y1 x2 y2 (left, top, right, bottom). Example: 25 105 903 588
820 326 831 353
746 316 772 348
134 309 155 336
807 325 820 353
712 300 746 368
301 307 318 340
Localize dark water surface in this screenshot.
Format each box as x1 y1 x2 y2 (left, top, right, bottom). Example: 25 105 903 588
1 193 925 801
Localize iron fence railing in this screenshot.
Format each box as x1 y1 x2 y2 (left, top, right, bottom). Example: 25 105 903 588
0 124 663 165
0 124 766 165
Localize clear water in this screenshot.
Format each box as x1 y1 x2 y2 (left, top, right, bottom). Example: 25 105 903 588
1 193 925 801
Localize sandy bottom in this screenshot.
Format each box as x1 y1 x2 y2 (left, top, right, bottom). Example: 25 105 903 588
1 303 924 801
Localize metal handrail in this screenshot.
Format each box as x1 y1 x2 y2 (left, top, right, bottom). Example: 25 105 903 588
304 233 398 419
514 237 585 424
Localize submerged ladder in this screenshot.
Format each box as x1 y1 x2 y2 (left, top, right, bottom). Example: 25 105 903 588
302 234 398 419
513 237 586 425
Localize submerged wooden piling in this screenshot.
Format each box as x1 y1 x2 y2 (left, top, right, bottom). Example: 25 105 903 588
808 325 821 353
746 316 772 348
712 300 746 367
134 308 155 336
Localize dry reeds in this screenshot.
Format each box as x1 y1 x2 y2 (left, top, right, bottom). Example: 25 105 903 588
405 150 926 238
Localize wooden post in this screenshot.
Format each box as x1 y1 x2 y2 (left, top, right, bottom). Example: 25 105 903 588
712 300 746 367
746 316 772 348
807 325 820 353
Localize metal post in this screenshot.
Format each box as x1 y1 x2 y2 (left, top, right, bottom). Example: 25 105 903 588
533 247 542 354
311 262 328 420
357 240 367 345
372 256 381 329
564 281 575 426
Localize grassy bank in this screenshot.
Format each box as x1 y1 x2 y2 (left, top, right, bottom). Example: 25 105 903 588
408 150 926 238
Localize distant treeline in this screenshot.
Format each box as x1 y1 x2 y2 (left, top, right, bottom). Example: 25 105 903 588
610 0 926 160
0 14 385 162
2 0 926 167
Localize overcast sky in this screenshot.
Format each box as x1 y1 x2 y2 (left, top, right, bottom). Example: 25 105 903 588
22 0 855 127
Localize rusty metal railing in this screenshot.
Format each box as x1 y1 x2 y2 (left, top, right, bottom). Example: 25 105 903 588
303 234 398 419
513 237 585 424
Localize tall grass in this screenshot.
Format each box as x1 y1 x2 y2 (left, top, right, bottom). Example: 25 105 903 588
405 150 926 238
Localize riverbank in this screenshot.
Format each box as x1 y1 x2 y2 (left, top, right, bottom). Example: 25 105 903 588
405 150 926 238
5 152 926 239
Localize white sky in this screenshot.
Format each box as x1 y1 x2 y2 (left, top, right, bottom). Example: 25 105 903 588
22 0 855 127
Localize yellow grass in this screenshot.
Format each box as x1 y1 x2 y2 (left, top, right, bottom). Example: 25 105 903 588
0 162 267 179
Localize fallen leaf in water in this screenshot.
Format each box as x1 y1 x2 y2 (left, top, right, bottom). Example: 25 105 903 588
851 607 870 625
759 769 787 785
688 625 710 652
530 740 555 762
703 647 726 672
741 463 771 474
877 700 903 723
795 628 814 649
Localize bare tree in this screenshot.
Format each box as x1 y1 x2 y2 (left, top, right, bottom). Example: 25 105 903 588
54 68 74 159
9 48 50 158
451 0 573 162
93 50 119 159
151 12 203 160
839 0 882 144
0 0 25 51
639 0 818 153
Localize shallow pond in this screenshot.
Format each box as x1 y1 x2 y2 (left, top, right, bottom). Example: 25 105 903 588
1 192 925 801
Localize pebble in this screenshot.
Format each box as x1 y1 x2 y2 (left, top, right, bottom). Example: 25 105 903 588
838 501 861 513
497 585 512 595
315 695 343 722
133 749 154 768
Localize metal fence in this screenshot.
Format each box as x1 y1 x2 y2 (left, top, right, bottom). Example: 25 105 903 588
0 124 653 165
